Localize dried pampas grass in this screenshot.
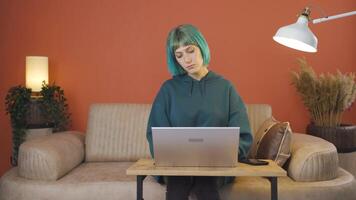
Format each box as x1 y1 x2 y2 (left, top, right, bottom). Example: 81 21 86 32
291 58 356 127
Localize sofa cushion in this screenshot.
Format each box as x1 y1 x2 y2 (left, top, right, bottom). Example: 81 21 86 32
2 164 355 200
255 121 292 166
220 168 356 200
18 131 84 181
85 104 151 162
0 162 165 200
288 133 339 181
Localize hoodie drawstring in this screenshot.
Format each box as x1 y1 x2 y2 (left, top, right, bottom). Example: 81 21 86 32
184 71 213 97
190 79 206 97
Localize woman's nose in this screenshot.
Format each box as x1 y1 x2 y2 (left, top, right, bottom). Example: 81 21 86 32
184 56 192 63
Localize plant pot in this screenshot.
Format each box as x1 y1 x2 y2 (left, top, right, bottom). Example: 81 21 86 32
26 128 53 141
306 123 356 153
26 98 47 128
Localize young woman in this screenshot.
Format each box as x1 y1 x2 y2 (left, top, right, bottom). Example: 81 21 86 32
146 24 252 200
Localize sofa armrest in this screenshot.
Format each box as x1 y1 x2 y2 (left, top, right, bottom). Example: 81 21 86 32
287 133 338 182
18 131 85 181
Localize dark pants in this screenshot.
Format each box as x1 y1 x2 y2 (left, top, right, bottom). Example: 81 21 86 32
166 176 221 200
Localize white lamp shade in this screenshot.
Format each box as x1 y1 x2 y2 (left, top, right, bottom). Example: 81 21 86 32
273 15 318 53
26 56 49 92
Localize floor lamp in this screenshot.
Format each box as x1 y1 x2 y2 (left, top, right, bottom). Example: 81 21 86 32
273 7 356 53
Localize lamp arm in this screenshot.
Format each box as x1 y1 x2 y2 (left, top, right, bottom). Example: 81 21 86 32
312 10 356 24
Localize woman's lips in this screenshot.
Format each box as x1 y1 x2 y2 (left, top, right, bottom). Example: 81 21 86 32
186 64 195 69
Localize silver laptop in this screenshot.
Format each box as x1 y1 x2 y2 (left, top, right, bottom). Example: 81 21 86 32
152 127 240 167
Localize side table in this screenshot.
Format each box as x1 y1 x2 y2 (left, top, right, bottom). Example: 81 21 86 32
127 159 286 200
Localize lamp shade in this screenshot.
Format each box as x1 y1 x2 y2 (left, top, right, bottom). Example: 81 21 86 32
26 56 48 92
273 15 318 53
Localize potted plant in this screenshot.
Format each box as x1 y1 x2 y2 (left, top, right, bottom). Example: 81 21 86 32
5 82 71 166
5 86 31 166
40 82 71 132
291 58 356 152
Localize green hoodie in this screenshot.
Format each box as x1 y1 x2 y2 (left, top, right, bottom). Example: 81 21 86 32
146 71 253 184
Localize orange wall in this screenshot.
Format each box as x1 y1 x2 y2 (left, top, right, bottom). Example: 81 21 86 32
0 0 355 176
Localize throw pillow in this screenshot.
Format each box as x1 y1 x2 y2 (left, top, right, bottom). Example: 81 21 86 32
248 117 279 158
255 121 292 166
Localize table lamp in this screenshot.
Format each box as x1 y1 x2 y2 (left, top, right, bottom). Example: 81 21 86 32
273 7 356 53
26 56 48 95
25 56 49 128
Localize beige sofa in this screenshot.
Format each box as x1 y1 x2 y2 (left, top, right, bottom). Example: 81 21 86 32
0 103 355 200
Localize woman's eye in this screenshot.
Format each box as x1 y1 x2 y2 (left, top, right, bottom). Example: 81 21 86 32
175 53 182 59
187 47 194 53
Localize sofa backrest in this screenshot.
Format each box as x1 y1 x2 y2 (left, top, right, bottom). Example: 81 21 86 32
85 104 152 162
245 104 272 137
85 103 272 162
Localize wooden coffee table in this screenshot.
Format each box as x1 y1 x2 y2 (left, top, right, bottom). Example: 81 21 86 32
127 159 286 200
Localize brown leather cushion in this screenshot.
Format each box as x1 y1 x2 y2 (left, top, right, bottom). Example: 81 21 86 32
255 120 292 166
249 117 278 158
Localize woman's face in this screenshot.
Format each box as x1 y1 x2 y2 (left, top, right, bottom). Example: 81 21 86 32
174 45 205 74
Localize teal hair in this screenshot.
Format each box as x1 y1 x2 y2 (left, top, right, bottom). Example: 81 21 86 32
166 24 210 76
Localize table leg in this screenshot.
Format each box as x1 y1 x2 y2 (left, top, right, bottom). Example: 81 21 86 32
267 177 278 200
137 175 146 200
